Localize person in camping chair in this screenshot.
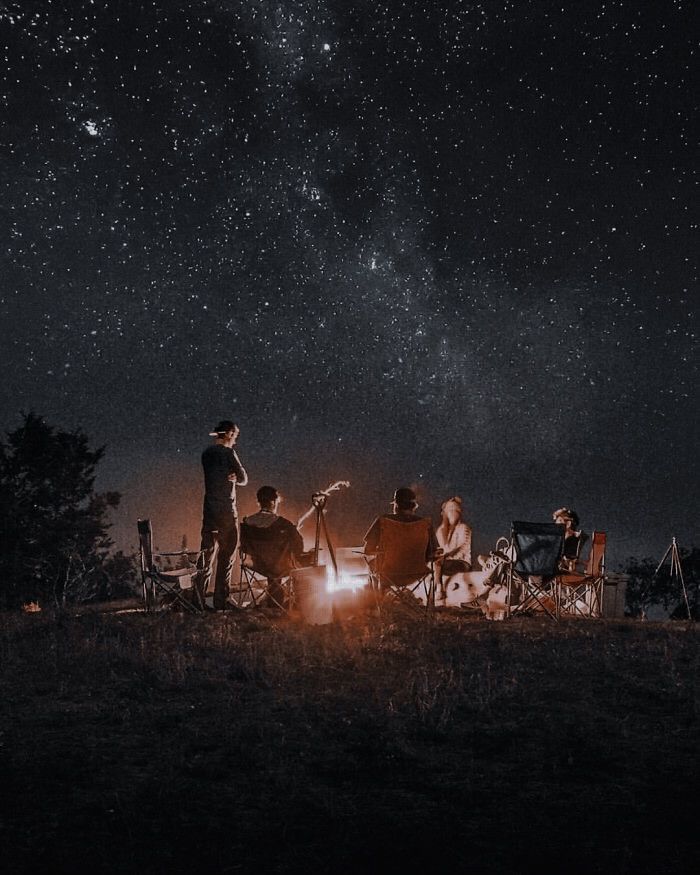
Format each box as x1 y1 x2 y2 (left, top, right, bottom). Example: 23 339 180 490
241 486 307 608
363 487 440 561
435 495 472 600
552 507 588 571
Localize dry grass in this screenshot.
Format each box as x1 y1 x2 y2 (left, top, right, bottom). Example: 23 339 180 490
0 607 697 874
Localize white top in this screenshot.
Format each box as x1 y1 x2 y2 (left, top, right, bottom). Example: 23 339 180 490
436 521 472 565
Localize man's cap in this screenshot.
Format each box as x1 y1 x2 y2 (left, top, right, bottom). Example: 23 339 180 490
393 487 417 508
209 419 238 436
257 485 279 505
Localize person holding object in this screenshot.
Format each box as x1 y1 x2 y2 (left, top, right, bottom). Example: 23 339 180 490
195 419 248 610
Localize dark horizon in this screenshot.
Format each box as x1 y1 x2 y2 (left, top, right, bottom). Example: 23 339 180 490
1 1 697 569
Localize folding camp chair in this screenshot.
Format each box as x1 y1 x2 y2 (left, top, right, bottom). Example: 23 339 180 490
137 519 204 613
507 521 565 621
558 531 606 618
366 517 436 616
234 520 298 611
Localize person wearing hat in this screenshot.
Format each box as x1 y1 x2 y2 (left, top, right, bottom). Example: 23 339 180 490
362 487 440 561
195 420 248 610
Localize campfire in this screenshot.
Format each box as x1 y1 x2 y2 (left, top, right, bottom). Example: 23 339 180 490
326 547 370 594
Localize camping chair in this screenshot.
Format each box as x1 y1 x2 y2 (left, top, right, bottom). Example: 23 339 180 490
234 520 297 611
558 531 606 618
507 521 565 621
366 517 436 616
137 519 204 614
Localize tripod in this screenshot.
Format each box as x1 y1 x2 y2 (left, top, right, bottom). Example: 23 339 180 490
296 480 350 580
310 492 339 578
654 537 692 620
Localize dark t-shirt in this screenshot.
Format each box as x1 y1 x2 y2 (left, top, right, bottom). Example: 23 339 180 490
201 444 246 521
563 533 582 560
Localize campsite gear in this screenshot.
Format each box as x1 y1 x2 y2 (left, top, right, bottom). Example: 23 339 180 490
507 521 565 621
558 531 607 618
652 537 692 620
235 519 299 613
364 517 436 616
137 519 205 614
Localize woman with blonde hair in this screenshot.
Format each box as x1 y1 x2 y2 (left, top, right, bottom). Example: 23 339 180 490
435 496 472 600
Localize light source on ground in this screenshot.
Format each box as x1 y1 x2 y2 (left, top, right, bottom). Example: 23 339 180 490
325 569 369 593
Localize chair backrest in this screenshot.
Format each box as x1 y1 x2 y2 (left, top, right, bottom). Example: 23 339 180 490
584 531 606 577
137 519 154 573
376 517 432 579
240 520 296 577
512 521 565 577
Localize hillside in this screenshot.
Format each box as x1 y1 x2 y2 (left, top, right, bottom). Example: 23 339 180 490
1 609 697 874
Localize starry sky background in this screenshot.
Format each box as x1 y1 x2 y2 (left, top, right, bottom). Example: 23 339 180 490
1 0 697 566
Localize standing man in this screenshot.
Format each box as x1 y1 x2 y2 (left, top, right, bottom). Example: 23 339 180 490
196 420 248 610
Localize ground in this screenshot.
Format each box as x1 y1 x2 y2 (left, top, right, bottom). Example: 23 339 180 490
0 606 697 874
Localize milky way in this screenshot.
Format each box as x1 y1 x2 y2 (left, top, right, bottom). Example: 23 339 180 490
1 1 697 562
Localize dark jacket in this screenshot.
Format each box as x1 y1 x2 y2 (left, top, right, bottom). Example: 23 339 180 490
201 444 247 523
240 516 304 577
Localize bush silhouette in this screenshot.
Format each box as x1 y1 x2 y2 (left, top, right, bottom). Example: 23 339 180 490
0 412 132 608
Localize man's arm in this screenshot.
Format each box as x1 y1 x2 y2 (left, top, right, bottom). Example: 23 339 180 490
229 449 248 486
291 526 305 559
363 518 380 554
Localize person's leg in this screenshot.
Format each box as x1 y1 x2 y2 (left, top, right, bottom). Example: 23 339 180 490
213 517 238 609
434 558 446 600
195 528 218 607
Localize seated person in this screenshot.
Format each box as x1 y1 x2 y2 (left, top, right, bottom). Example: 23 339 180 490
363 487 440 585
435 495 472 599
552 507 588 571
241 486 308 607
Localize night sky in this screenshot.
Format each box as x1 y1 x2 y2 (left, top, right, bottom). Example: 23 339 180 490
1 1 697 566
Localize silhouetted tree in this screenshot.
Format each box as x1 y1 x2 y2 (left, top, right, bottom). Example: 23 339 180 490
624 547 699 619
0 413 133 608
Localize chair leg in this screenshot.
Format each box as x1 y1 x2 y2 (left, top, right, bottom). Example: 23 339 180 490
152 576 203 614
237 568 261 608
381 576 435 617
142 575 156 612
192 571 208 610
511 576 558 621
425 572 436 617
369 574 383 616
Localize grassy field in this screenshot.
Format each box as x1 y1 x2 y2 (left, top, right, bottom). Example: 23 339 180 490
0 606 697 874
